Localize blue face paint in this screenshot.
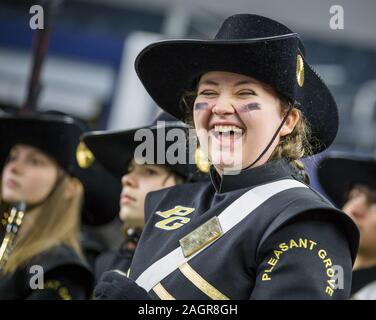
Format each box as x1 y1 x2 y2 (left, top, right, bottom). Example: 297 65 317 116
239 103 260 113
194 102 209 110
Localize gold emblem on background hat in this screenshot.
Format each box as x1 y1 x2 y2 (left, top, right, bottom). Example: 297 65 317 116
76 141 95 168
296 54 305 87
195 147 210 173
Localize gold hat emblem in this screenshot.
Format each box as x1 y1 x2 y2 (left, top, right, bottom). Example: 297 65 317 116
296 54 304 87
195 147 210 173
76 141 95 169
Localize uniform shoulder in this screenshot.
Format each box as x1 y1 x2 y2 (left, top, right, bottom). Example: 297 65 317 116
252 213 356 299
144 181 211 222
30 245 92 275
147 180 210 200
258 197 359 265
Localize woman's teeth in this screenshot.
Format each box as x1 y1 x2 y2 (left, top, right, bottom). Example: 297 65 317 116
213 125 243 134
211 125 244 141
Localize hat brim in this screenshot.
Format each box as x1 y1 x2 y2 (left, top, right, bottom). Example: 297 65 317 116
83 124 207 182
76 160 122 226
318 155 376 208
135 36 338 154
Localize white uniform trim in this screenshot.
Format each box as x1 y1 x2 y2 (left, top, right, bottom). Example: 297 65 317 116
352 281 376 300
136 179 308 291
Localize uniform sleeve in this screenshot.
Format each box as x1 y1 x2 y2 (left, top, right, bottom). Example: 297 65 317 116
94 249 133 285
26 266 92 300
94 270 153 300
250 213 354 300
94 251 114 284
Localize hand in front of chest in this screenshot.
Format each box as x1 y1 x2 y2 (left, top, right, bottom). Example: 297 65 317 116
94 270 152 300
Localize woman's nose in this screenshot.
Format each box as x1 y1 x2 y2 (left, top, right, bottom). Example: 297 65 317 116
6 159 22 175
121 171 138 188
211 96 235 115
344 196 369 220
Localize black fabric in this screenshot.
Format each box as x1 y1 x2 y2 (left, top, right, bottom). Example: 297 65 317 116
77 160 122 226
135 14 338 154
0 113 83 173
83 112 208 182
129 159 358 299
214 14 298 41
94 270 152 300
80 228 109 270
26 273 88 300
251 214 352 299
94 242 134 284
209 158 297 193
351 266 376 296
318 154 376 208
0 245 93 299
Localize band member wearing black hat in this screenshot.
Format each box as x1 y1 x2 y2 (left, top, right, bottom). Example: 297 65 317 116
39 111 122 272
318 154 376 299
82 112 208 284
95 14 358 300
0 112 97 299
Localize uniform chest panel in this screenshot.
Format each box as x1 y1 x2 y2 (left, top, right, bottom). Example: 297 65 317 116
130 183 325 299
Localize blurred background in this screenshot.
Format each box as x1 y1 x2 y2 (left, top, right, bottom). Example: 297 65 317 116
0 0 375 241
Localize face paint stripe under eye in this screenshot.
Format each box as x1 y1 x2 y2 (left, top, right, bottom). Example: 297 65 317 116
239 103 261 113
194 102 209 110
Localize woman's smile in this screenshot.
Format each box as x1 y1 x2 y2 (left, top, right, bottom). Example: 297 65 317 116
210 124 244 148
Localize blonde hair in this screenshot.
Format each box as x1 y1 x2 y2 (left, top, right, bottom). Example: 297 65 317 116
180 82 320 183
268 94 315 183
0 172 84 274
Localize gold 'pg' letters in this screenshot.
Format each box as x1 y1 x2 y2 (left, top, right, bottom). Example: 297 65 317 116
155 206 195 231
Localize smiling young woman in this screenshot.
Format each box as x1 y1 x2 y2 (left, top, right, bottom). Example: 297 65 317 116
94 14 359 300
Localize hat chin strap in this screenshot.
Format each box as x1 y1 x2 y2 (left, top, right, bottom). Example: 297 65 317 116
242 104 294 172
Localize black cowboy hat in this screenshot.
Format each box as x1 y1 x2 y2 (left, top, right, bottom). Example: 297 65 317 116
0 112 121 226
318 153 376 208
82 112 208 182
135 14 338 154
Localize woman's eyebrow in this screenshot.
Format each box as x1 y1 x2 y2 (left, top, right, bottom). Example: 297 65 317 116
199 79 255 87
28 151 43 159
144 164 160 170
234 80 255 86
198 80 219 86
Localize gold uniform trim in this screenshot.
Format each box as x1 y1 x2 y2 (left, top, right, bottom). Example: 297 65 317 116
152 283 176 300
179 216 223 258
179 263 229 300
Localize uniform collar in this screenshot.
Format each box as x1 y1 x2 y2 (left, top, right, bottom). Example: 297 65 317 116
209 158 298 193
351 266 376 295
121 226 143 251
